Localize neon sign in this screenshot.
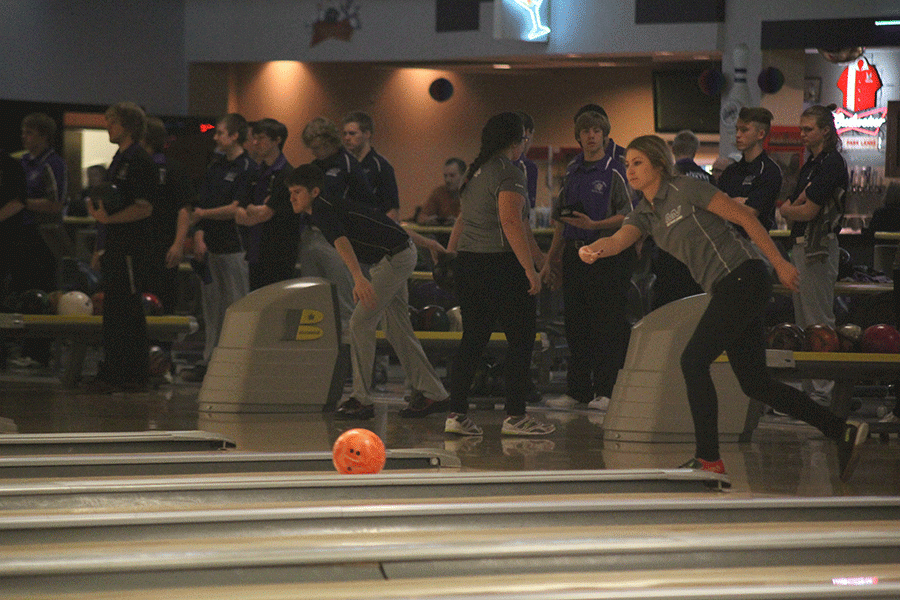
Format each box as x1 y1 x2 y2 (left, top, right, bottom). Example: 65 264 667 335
495 0 550 42
511 0 550 40
834 107 887 136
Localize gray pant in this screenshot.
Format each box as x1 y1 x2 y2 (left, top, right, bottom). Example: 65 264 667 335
790 235 839 403
350 243 448 404
300 227 354 337
200 251 249 363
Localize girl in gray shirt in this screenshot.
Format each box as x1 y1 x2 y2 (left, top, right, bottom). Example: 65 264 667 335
579 135 867 485
445 112 553 437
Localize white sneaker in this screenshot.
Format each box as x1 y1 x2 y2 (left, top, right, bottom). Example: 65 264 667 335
501 438 556 456
502 414 556 436
879 412 900 424
587 396 610 411
10 356 42 368
544 394 578 409
444 413 483 436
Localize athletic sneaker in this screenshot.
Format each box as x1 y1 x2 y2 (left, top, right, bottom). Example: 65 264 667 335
544 394 578 409
879 412 900 424
678 457 731 489
335 397 375 420
679 457 727 474
587 396 610 411
9 356 42 369
445 413 483 436
399 391 450 418
837 419 869 482
501 414 556 436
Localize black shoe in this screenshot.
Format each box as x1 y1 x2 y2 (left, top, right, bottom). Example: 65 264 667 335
119 381 149 393
837 419 869 482
399 390 450 418
335 397 375 420
180 365 207 382
81 378 122 394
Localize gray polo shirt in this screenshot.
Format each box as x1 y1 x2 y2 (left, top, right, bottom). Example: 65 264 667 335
624 175 757 293
457 155 529 254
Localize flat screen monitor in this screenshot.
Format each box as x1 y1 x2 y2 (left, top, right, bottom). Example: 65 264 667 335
653 69 721 134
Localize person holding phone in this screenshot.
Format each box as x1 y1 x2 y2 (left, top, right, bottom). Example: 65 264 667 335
540 109 633 411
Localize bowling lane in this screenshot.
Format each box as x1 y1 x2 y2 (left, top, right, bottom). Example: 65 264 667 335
5 495 900 546
9 565 900 599
0 448 461 479
0 431 235 456
0 469 728 512
5 520 900 596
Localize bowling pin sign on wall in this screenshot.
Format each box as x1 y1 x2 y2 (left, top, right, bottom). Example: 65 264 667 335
719 44 753 159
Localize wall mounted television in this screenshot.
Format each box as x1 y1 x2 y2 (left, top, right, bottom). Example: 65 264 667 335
652 68 722 134
887 100 899 178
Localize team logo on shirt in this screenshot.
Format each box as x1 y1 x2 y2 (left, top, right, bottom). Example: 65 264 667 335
325 167 342 177
592 181 607 195
664 205 683 227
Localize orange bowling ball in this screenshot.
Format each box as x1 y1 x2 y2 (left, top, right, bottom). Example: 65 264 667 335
332 428 386 475
804 324 840 352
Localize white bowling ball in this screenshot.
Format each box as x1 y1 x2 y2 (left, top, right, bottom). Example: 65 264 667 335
447 306 463 332
57 291 94 316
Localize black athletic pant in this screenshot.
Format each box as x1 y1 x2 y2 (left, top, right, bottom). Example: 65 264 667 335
450 251 536 417
680 259 845 461
99 249 149 386
249 255 297 292
562 242 632 402
13 226 57 365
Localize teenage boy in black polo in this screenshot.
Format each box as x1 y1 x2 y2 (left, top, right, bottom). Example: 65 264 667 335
717 107 782 235
236 118 299 290
86 102 157 392
142 116 193 314
183 113 256 382
286 164 449 420
341 111 400 220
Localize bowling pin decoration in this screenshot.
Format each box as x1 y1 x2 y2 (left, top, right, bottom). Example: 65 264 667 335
719 44 753 158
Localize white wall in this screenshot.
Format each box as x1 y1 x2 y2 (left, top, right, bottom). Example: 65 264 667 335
183 0 722 63
2 0 898 121
0 0 188 114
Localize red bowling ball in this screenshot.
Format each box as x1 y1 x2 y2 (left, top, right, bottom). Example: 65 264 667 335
91 291 104 315
141 292 163 316
860 324 900 354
